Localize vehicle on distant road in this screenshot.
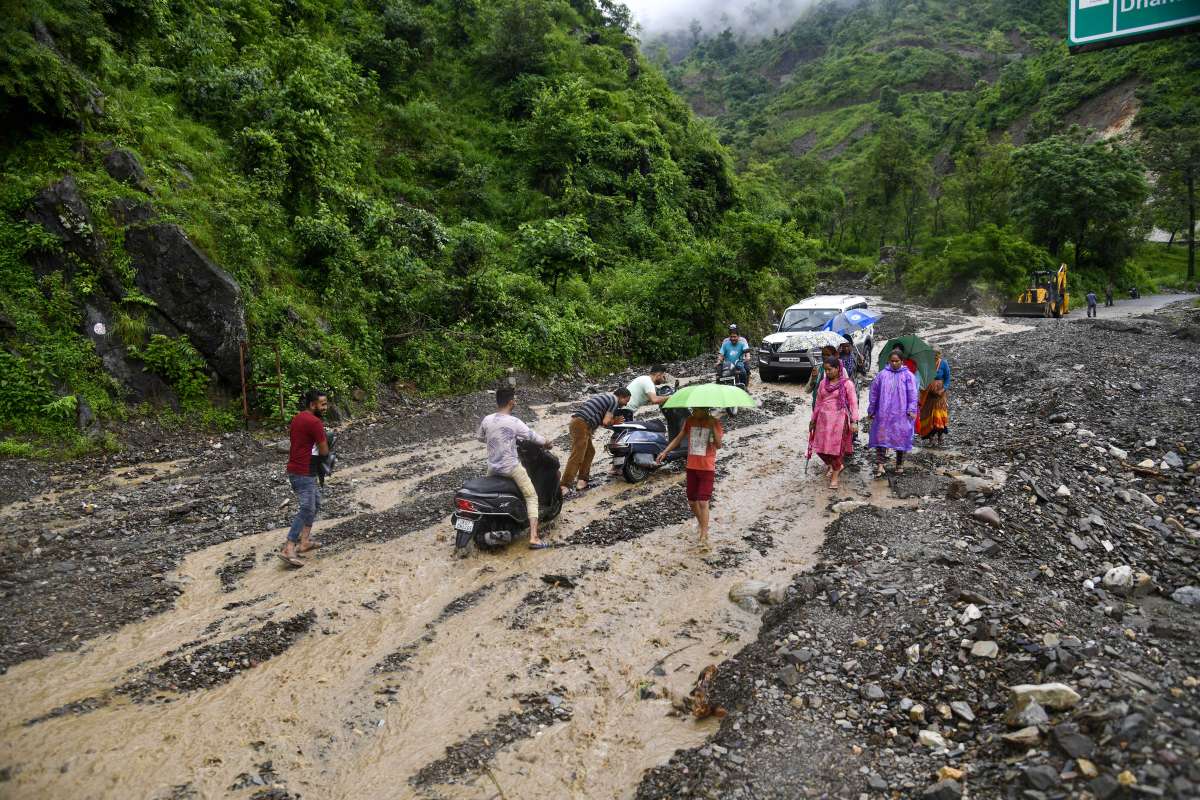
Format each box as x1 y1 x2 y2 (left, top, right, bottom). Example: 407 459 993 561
756 295 875 382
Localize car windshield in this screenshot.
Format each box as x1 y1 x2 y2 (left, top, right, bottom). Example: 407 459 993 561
779 308 839 331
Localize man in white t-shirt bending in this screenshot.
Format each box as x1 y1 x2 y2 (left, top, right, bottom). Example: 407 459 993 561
623 365 668 418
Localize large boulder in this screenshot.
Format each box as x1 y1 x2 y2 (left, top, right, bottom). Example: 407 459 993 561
23 174 106 280
125 224 247 387
83 305 176 405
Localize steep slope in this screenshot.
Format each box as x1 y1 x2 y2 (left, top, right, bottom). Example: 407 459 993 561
0 0 816 445
655 0 1197 173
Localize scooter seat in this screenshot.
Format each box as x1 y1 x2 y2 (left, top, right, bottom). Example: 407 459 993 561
462 474 517 495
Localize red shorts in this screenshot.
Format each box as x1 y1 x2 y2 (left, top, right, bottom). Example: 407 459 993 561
686 468 715 501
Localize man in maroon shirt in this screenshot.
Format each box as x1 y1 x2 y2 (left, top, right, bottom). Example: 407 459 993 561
279 390 330 567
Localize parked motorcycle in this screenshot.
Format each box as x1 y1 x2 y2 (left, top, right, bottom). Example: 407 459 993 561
450 440 563 557
607 384 691 483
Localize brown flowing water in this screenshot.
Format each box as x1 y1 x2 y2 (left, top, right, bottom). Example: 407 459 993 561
3 297 1099 799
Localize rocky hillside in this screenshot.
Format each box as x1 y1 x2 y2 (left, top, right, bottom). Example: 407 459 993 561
646 0 1200 298
653 0 1197 171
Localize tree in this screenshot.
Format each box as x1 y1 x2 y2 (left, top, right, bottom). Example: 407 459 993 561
878 85 901 117
516 216 597 293
1142 125 1200 281
1012 134 1147 274
946 128 1014 232
866 118 927 250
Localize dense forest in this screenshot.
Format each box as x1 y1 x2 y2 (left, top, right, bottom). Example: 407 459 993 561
1 0 1197 452
648 0 1199 300
1 0 818 449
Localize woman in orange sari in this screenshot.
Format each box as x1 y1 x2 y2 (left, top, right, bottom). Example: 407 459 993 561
917 346 951 446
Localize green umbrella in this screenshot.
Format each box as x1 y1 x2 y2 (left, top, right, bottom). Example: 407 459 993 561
663 382 756 409
877 334 937 387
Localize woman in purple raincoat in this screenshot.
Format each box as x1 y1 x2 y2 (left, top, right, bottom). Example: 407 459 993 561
866 348 919 477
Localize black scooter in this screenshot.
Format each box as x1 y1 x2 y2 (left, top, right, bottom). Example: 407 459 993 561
450 440 563 557
607 384 691 483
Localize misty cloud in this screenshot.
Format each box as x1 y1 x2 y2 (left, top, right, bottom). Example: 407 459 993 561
623 0 817 39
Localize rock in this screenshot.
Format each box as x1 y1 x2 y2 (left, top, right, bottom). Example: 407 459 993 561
972 506 1001 527
1077 758 1099 778
1103 565 1133 593
921 779 962 800
959 604 982 624
909 704 926 723
1025 764 1060 790
832 500 868 514
906 643 920 664
23 175 108 281
918 729 948 749
970 640 998 659
729 580 770 603
1138 458 1156 469
862 683 886 701
1129 571 1154 598
1089 775 1121 799
1069 533 1089 552
1009 682 1081 710
1108 445 1128 459
1163 451 1184 469
102 148 152 193
1055 484 1071 498
736 597 760 614
125 224 248 387
107 197 155 226
938 767 964 781
83 304 177 404
1170 586 1200 607
776 665 801 688
1002 726 1041 746
1006 698 1049 728
950 701 975 722
1117 770 1137 786
1051 724 1096 758
1048 412 1069 423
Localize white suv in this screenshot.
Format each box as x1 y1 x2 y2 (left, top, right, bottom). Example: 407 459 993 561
756 294 875 382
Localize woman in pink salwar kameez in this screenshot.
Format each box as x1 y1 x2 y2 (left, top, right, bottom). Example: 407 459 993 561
807 359 859 489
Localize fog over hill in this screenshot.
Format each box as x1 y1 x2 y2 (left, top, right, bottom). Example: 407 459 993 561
624 0 818 39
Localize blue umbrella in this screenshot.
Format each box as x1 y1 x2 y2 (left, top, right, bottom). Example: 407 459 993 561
823 308 883 334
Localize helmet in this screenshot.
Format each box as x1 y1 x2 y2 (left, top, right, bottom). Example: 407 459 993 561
728 324 739 333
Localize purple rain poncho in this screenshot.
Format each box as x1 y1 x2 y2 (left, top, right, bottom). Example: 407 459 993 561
867 364 919 451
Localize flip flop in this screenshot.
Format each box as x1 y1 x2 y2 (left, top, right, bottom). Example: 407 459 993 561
277 552 304 568
528 542 551 550
298 541 323 554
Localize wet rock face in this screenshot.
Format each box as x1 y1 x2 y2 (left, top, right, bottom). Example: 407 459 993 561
102 148 152 193
126 223 248 387
107 197 155 226
23 174 106 280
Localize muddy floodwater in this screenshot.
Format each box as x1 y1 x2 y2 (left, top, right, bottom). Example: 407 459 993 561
0 300 1179 799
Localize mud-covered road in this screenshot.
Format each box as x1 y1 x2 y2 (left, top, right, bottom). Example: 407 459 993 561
1 295 1196 799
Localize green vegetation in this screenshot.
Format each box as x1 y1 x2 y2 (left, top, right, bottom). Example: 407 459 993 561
650 0 1200 298
1 0 818 445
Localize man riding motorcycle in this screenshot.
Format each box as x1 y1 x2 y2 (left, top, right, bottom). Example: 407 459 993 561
716 324 752 387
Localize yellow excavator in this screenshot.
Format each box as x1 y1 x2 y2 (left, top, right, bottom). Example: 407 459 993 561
1003 263 1070 318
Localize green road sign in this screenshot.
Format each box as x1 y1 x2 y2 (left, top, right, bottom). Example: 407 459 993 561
1070 0 1200 52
